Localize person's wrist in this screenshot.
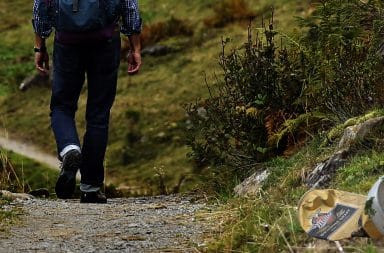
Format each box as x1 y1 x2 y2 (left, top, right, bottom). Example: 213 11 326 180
34 45 47 53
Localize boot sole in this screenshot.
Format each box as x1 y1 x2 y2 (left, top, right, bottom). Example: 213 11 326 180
55 150 81 199
80 192 107 204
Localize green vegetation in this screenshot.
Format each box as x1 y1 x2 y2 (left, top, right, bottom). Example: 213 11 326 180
0 0 311 194
187 0 384 177
3 0 384 251
190 0 384 251
0 149 54 232
0 149 58 193
205 134 384 252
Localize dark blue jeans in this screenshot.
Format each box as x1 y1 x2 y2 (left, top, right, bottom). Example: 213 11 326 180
51 35 121 187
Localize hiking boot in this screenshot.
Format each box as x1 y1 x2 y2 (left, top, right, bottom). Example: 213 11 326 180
80 191 107 204
55 149 81 199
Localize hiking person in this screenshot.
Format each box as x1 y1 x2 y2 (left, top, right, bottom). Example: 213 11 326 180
32 0 142 203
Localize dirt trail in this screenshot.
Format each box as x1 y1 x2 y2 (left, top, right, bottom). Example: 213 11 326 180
0 195 215 253
0 135 59 170
0 136 217 252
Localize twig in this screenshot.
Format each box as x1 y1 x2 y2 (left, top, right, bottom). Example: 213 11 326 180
277 225 294 253
335 241 345 253
287 208 297 245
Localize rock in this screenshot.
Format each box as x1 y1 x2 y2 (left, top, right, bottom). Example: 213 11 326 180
306 116 384 188
29 188 50 198
148 203 167 209
306 149 349 188
338 116 384 150
376 40 384 58
0 190 34 200
234 170 269 197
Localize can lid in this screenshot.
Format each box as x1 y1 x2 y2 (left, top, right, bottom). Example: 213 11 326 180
298 189 366 241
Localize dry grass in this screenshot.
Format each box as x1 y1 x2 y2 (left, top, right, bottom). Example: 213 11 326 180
0 150 23 192
121 16 194 56
204 0 256 28
141 17 194 47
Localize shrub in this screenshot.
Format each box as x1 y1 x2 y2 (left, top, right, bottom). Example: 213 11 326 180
297 0 384 121
185 20 306 171
185 0 384 176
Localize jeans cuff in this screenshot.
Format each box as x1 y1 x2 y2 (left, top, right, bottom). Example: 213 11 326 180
80 184 100 193
60 144 81 158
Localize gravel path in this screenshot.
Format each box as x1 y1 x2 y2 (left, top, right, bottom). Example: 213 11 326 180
0 195 214 253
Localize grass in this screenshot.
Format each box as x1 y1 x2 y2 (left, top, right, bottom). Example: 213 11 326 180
2 1 384 251
205 130 384 252
0 147 54 234
331 151 384 194
140 0 215 23
7 151 58 193
1 148 58 194
0 0 317 193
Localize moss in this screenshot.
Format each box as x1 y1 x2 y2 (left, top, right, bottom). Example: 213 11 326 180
365 197 376 218
268 112 329 147
326 109 384 143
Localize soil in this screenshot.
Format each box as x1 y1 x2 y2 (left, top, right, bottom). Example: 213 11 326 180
0 194 215 253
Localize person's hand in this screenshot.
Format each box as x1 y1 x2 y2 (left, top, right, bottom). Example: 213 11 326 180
35 51 50 76
127 51 141 75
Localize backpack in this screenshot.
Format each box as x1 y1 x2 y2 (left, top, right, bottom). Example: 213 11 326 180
47 0 120 32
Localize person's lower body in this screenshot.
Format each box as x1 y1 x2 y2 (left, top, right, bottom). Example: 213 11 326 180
51 35 121 203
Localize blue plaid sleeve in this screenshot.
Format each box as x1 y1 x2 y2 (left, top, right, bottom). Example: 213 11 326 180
120 0 142 36
32 0 53 38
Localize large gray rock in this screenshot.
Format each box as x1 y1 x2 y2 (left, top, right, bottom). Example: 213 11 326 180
307 116 384 188
235 116 384 193
234 170 269 197
338 116 384 150
0 190 34 200
306 149 349 188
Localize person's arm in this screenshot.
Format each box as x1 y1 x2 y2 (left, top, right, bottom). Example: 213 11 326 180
34 34 50 75
32 0 52 75
120 0 142 75
127 34 141 75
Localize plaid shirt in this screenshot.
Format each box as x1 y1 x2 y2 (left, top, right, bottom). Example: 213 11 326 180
33 0 141 38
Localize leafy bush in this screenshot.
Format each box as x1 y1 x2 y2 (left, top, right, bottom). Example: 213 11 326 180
186 0 384 175
297 0 384 121
186 20 305 171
